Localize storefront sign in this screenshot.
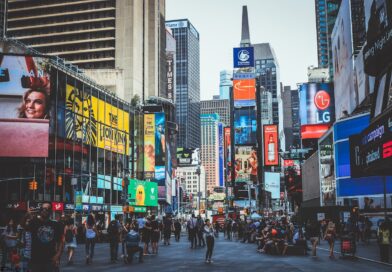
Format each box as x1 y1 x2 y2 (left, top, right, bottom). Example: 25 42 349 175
133 206 147 213
82 204 89 211
28 201 43 211
52 202 64 212
6 202 27 211
64 203 75 210
90 205 102 211
111 205 123 212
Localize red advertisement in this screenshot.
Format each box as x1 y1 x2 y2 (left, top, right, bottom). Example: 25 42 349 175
283 160 294 167
52 202 64 212
263 125 278 166
233 78 256 107
300 124 330 139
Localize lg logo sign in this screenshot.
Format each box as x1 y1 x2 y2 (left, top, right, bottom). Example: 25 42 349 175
314 90 331 123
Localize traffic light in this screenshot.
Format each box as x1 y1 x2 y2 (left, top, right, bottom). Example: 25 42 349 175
57 176 62 186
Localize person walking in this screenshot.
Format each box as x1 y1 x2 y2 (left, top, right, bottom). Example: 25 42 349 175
85 214 97 265
107 215 121 263
163 216 172 246
174 219 182 242
1 219 18 268
197 215 205 247
188 214 198 249
306 219 320 257
150 215 160 254
324 221 336 258
377 221 390 263
142 216 152 255
125 223 144 264
64 218 77 265
20 214 32 272
204 219 215 263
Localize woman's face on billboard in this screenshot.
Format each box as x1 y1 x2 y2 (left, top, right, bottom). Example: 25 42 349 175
25 91 46 119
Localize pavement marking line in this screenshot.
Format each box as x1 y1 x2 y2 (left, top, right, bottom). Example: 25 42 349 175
317 247 392 267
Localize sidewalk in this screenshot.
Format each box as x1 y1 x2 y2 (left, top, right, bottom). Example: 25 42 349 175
317 238 392 265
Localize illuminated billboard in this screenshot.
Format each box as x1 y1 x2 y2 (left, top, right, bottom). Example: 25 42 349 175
128 179 158 207
234 108 256 145
331 0 354 118
0 54 51 157
234 146 257 184
218 123 224 187
144 114 155 179
264 172 280 199
65 84 129 155
154 112 166 183
233 47 254 68
224 127 232 182
233 78 256 107
263 125 279 166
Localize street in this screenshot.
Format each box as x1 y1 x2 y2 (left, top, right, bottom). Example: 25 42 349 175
59 234 392 272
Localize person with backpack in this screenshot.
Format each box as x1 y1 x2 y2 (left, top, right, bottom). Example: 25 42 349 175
85 214 97 265
125 224 144 264
107 215 121 263
64 218 77 265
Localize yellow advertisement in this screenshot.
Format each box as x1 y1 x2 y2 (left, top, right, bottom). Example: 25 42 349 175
144 114 155 177
65 84 129 155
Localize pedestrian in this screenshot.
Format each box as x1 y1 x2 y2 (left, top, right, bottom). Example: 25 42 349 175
150 215 160 254
85 214 97 265
187 214 197 249
142 216 152 255
29 201 64 272
1 219 18 268
324 221 336 258
64 218 77 265
119 220 129 262
20 214 32 272
226 219 232 240
306 219 320 257
377 221 390 263
125 223 144 264
204 219 215 263
197 215 205 247
163 216 172 245
174 219 182 242
107 215 121 263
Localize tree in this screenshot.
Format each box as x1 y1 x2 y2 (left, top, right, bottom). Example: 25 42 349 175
131 94 141 107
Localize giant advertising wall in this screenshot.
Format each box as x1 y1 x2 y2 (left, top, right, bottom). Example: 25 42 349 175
65 84 129 155
143 113 166 182
263 125 279 166
331 0 354 119
234 108 256 145
218 123 224 187
128 179 158 207
234 146 257 184
299 82 335 139
264 172 280 199
224 127 232 182
0 54 51 157
233 78 256 107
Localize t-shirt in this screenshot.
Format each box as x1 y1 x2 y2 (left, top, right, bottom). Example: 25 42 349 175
30 218 64 264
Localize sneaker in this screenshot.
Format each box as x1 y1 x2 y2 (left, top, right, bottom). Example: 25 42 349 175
205 259 209 264
209 259 213 263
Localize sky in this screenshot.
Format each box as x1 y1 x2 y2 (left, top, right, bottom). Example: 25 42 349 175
166 0 318 100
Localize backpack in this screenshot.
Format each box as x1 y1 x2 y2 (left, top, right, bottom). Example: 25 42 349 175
125 231 140 247
65 228 74 243
108 220 119 237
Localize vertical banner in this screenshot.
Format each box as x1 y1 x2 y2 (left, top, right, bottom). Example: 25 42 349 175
263 125 279 166
224 127 232 182
218 123 224 187
144 114 155 179
154 112 166 183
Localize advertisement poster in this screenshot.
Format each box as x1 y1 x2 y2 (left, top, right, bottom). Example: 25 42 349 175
128 179 158 207
218 123 224 187
319 132 336 206
233 47 254 68
65 84 129 154
233 78 256 107
264 172 280 199
144 114 155 179
263 125 279 166
234 108 256 145
224 127 232 182
0 54 51 157
331 0 354 118
234 146 257 184
154 112 166 183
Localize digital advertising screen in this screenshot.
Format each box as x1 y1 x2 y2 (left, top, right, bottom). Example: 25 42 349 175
128 179 158 207
263 125 279 166
0 54 51 157
264 172 280 199
234 146 257 184
154 112 166 183
233 78 256 107
218 123 224 187
144 114 155 179
234 108 256 145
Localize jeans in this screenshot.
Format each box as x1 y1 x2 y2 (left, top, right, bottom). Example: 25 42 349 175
110 240 119 261
205 236 215 260
198 230 205 246
85 238 96 259
189 229 197 248
174 231 181 242
126 246 143 263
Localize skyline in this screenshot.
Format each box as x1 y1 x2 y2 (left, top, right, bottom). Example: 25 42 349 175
166 0 318 100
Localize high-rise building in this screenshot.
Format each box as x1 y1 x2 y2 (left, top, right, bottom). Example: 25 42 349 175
0 1 6 38
219 70 232 100
200 114 220 194
282 86 301 151
200 99 230 127
259 91 273 125
4 0 166 102
307 66 330 83
165 19 200 149
315 0 341 78
176 165 206 203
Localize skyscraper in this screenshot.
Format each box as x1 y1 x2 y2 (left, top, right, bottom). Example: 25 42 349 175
219 70 232 99
315 0 341 79
200 114 220 194
201 99 230 127
282 86 301 151
165 19 200 149
4 0 166 102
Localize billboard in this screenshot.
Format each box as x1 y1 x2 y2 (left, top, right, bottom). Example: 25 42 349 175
319 132 336 206
331 0 354 119
234 146 257 184
234 108 256 145
0 54 51 157
128 179 158 207
264 172 280 199
218 123 224 187
233 47 254 68
166 53 174 101
364 0 392 76
65 84 129 154
144 114 155 178
224 127 232 182
263 125 279 166
177 147 198 165
233 78 256 107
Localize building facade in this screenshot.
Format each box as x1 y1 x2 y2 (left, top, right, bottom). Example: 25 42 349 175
200 99 230 127
165 19 200 149
219 70 232 100
282 86 301 151
176 165 206 208
200 114 220 195
4 0 166 102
